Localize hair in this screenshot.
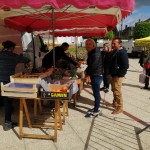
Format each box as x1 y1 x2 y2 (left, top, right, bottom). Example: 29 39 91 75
103 43 109 47
2 40 16 49
61 42 69 47
112 37 122 44
103 43 110 50
86 38 96 48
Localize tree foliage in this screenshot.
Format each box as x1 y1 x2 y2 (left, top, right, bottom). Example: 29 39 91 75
105 31 114 39
133 22 150 39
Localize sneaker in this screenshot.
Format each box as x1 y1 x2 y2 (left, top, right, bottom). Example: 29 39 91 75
141 86 149 89
3 121 18 131
85 113 98 118
143 86 149 89
104 88 109 93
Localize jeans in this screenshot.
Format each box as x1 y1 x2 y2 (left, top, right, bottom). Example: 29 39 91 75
103 73 110 89
103 68 110 89
90 75 103 112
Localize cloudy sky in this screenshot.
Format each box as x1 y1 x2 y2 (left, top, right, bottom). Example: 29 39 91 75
118 0 150 30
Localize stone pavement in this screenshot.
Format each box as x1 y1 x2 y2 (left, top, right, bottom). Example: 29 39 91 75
0 58 150 150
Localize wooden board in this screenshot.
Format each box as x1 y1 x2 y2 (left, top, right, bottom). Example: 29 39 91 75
10 68 53 84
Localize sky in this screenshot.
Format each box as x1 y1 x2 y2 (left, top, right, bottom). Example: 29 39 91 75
118 0 150 30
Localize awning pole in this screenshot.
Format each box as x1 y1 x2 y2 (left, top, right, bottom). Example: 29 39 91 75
75 29 78 60
52 7 55 69
31 32 36 72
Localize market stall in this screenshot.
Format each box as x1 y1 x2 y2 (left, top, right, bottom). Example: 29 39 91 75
1 66 84 141
135 36 150 50
0 0 135 142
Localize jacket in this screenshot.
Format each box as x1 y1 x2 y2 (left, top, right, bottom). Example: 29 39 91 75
86 48 103 76
0 51 30 84
109 48 129 77
42 46 77 69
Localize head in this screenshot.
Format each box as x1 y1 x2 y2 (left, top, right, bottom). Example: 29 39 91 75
111 38 122 51
61 42 69 51
85 38 96 52
103 43 110 51
2 40 16 51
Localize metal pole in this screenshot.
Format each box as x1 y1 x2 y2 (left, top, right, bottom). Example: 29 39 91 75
75 37 78 60
52 7 55 69
31 32 36 72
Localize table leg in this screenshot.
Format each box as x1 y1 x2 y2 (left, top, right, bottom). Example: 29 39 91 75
22 98 32 128
37 99 42 114
57 100 63 130
34 99 37 118
73 93 77 107
54 100 58 142
62 100 69 125
19 98 23 139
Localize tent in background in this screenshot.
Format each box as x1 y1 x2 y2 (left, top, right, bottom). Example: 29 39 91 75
135 36 150 47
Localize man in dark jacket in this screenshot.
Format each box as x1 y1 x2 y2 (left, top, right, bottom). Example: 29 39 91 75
85 38 103 118
0 40 30 130
109 38 129 114
42 42 78 69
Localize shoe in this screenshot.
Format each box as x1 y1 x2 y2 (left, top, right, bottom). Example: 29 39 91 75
88 107 100 113
143 86 149 89
85 113 98 118
141 86 149 89
104 88 109 93
3 121 18 131
111 107 123 115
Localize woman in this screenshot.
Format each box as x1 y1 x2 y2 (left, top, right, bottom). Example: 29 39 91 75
85 38 103 118
100 43 112 93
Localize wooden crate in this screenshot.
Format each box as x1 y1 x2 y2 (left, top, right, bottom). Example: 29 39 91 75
1 82 39 98
10 68 53 84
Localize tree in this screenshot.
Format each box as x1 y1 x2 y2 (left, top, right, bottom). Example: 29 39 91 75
133 22 150 39
104 31 114 39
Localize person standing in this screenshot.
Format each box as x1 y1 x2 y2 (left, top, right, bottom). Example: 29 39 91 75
109 38 129 114
0 40 30 130
85 38 103 118
139 50 150 89
100 43 112 93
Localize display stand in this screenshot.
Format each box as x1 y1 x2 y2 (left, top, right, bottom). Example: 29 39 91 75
19 98 62 142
